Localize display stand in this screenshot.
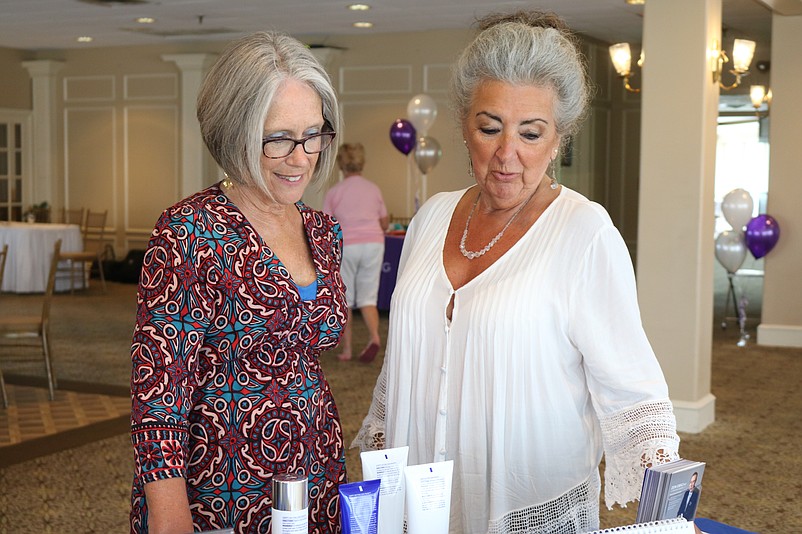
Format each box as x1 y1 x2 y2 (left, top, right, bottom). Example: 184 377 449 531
720 268 764 346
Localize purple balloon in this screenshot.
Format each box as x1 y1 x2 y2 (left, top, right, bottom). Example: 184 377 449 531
389 118 416 155
745 214 780 259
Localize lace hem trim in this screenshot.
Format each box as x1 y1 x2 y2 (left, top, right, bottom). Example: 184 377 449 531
599 399 680 509
488 470 600 534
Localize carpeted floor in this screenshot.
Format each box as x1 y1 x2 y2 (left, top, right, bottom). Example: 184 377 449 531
0 260 798 533
0 380 129 467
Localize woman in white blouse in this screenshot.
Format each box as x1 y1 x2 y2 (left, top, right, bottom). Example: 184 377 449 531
354 9 681 534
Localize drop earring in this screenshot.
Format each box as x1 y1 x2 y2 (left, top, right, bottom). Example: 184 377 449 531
465 141 474 178
549 150 559 189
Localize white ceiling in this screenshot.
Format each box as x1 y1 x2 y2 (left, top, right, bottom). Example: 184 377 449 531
0 0 777 52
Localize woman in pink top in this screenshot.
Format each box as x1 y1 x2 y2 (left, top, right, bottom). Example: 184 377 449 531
323 143 389 362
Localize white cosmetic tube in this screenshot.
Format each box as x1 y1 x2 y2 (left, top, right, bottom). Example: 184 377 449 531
360 446 409 534
403 460 453 534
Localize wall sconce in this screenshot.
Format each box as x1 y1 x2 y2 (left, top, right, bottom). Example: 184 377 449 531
711 38 756 90
750 85 772 117
609 42 643 93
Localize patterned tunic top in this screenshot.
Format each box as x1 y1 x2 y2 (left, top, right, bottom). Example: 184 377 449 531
130 184 348 533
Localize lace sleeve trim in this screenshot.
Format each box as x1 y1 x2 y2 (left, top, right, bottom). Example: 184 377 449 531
599 399 680 509
350 360 388 451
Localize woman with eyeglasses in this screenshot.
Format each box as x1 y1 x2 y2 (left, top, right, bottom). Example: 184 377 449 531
130 31 347 534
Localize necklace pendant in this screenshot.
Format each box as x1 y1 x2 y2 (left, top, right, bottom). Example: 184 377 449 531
459 187 538 261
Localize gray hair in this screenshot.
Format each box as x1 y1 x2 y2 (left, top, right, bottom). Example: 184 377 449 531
197 31 340 193
451 11 591 144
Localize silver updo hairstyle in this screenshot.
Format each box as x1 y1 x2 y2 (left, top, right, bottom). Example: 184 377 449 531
197 31 340 194
451 11 592 146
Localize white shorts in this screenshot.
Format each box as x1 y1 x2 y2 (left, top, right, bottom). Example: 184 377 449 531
340 242 385 308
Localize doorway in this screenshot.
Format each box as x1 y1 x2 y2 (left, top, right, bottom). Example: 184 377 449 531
714 97 768 334
0 110 32 222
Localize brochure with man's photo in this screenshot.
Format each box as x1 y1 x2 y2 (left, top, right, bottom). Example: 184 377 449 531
636 458 706 523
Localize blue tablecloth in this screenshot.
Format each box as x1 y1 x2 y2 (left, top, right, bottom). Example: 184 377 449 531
377 234 404 311
696 518 757 534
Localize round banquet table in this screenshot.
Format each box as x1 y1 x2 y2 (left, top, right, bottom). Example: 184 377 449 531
0 222 83 293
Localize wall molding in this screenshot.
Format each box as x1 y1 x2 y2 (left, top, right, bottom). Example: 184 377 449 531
124 73 177 100
757 324 802 348
63 75 115 102
339 65 412 95
672 393 716 434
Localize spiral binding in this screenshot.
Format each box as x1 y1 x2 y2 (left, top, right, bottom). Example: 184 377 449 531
588 517 694 533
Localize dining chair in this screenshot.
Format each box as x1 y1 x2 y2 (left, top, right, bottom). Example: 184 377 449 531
0 361 5 408
62 207 86 226
0 239 61 405
0 243 8 290
56 209 108 293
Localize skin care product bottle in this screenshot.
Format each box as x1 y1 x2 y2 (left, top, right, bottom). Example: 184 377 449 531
272 472 308 534
361 446 409 534
339 479 381 534
404 460 453 534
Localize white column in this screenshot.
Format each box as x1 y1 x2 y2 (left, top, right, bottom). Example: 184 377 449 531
757 14 802 347
21 60 64 207
637 0 720 432
162 54 216 198
303 47 343 210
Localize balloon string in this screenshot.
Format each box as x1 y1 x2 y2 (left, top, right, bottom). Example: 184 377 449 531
407 153 414 217
412 155 420 214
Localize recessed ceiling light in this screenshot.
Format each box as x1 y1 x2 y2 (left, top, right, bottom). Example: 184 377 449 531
348 3 371 10
77 36 93 43
136 17 156 24
625 0 645 5
353 21 373 28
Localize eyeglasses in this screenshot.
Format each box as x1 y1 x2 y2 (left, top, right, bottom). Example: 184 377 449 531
262 131 337 159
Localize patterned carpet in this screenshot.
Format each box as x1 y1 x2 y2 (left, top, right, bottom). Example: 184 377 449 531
0 268 799 532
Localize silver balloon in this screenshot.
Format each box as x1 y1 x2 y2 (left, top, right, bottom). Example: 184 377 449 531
714 230 747 273
721 188 754 230
407 94 438 135
414 136 442 174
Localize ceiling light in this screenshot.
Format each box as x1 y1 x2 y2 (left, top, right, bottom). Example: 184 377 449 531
625 0 646 4
76 36 93 43
348 3 371 10
136 17 156 24
353 21 373 29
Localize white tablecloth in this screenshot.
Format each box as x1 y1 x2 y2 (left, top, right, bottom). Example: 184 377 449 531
0 222 83 293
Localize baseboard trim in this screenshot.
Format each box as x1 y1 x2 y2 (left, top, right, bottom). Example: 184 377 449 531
0 414 129 469
672 393 716 434
756 324 802 348
4 374 129 397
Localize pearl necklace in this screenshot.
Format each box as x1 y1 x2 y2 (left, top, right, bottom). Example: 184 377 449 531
459 179 554 260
